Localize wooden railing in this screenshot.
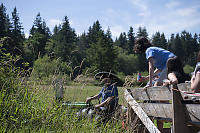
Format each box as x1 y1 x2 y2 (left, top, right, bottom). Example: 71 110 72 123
124 83 200 133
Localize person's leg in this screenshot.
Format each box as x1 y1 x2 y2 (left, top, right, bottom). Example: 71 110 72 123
155 68 167 86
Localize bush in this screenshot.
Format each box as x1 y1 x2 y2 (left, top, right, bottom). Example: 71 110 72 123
184 64 194 74
117 53 140 75
31 55 72 81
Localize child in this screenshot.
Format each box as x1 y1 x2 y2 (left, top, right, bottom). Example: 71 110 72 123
134 37 176 88
191 51 200 93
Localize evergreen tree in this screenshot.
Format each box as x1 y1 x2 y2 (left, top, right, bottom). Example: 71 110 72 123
24 32 46 66
50 16 77 62
87 20 104 45
24 13 50 64
168 33 175 51
86 20 104 68
169 33 184 60
127 26 135 54
152 32 161 47
136 26 148 38
181 31 198 65
160 33 167 49
0 3 11 38
115 32 127 51
136 26 148 71
86 21 117 72
10 7 25 55
152 32 167 49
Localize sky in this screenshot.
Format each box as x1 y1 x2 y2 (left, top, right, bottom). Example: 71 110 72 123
2 0 200 39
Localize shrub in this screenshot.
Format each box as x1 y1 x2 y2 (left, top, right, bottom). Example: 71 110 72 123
184 64 194 74
31 55 72 81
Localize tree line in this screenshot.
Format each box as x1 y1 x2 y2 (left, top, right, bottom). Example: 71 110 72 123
0 3 199 79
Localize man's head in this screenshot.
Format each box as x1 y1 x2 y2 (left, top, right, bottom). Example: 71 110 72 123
167 56 184 74
134 37 152 53
95 72 118 86
100 77 112 86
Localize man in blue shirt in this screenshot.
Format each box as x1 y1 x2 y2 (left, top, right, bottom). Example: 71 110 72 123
134 37 176 88
86 73 118 114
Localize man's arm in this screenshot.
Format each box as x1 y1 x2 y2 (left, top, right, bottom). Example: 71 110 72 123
95 96 115 108
168 73 178 84
144 57 154 88
86 94 99 103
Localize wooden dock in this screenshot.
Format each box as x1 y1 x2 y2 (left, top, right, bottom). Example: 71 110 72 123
124 83 200 133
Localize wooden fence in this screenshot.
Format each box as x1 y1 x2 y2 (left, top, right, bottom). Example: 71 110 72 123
124 83 200 133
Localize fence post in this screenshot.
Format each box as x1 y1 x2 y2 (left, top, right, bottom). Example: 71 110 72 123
171 84 194 133
53 78 64 102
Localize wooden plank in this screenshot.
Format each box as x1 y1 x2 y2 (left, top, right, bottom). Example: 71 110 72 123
125 89 161 133
139 103 200 122
128 86 172 101
172 84 195 133
186 104 200 122
178 83 191 92
127 82 191 101
139 103 172 119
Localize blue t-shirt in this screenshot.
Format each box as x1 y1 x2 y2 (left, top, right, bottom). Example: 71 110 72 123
98 84 118 106
145 47 175 70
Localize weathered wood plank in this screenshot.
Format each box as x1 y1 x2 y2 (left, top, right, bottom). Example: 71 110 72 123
139 103 172 119
139 103 200 122
128 83 192 101
129 86 172 101
172 84 196 133
178 83 191 91
125 89 161 133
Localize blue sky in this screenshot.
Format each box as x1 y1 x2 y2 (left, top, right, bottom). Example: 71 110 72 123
2 0 200 39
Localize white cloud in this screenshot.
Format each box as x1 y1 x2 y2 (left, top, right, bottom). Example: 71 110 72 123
48 19 62 27
25 33 29 38
129 0 148 12
176 7 197 17
129 0 150 17
165 1 180 8
110 25 125 38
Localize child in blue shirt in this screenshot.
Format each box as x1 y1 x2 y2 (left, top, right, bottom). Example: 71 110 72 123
134 37 176 88
86 73 118 114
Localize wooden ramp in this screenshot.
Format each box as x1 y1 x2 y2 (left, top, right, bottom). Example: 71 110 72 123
124 83 200 133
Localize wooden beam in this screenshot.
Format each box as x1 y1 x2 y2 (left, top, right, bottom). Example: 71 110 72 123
127 83 192 101
172 84 195 133
125 89 161 133
128 86 172 101
139 103 200 122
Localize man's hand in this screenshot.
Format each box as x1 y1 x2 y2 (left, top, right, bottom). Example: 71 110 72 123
94 104 101 108
86 97 92 103
163 79 170 86
144 84 152 89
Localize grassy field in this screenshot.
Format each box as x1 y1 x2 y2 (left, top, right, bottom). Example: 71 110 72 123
20 82 127 132
1 75 171 132
33 83 127 106
34 82 172 130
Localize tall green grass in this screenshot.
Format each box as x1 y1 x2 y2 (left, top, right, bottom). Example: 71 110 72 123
0 54 125 132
